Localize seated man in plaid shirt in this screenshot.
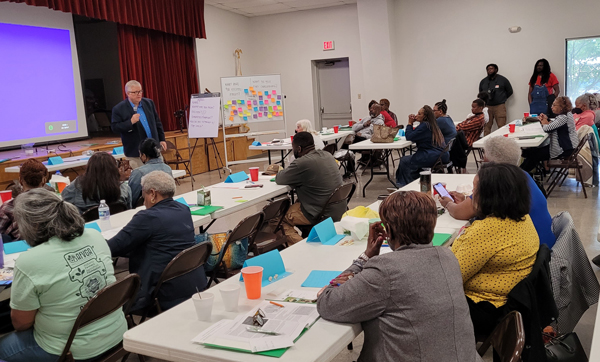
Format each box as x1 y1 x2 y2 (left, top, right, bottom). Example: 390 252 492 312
456 99 486 148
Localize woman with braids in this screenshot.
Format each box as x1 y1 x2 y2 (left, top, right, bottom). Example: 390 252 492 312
0 189 127 361
395 105 445 187
62 152 132 213
528 59 560 117
0 159 49 242
433 99 457 145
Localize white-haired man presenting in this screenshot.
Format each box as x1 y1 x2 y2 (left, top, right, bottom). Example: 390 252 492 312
111 80 167 169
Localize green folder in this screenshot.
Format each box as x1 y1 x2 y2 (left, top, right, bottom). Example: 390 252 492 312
189 205 224 216
432 233 452 246
203 328 309 358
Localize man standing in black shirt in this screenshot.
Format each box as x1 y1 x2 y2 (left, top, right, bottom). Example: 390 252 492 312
479 64 513 135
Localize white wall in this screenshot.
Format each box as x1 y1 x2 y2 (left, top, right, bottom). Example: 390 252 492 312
196 6 253 95
392 0 600 127
198 4 366 137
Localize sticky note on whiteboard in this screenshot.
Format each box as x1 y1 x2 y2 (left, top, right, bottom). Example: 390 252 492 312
253 114 258 119
268 113 272 118
227 100 232 105
229 116 234 121
277 101 281 105
272 90 277 95
244 89 249 93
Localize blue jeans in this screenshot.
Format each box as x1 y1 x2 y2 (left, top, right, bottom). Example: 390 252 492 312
0 329 60 362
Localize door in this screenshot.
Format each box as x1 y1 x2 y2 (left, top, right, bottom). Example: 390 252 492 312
314 59 352 129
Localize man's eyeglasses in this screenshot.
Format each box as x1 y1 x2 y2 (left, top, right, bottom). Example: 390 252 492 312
128 90 143 95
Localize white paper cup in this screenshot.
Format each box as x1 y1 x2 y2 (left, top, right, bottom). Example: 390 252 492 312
192 292 214 321
220 285 241 312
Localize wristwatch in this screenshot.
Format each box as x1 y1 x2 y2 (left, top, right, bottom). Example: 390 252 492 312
358 252 370 263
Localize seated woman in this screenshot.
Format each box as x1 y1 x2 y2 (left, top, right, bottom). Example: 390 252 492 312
317 191 479 362
451 163 539 336
0 189 127 362
433 99 457 144
520 96 579 172
62 152 132 213
395 105 445 187
440 136 556 248
573 93 597 130
295 119 325 150
129 138 173 205
108 171 207 312
0 159 48 242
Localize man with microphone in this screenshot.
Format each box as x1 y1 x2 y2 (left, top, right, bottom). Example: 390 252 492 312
111 80 167 169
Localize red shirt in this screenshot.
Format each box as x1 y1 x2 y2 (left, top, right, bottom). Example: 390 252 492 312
529 73 559 95
381 110 397 127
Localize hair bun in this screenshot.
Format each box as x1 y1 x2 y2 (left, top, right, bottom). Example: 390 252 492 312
442 99 446 104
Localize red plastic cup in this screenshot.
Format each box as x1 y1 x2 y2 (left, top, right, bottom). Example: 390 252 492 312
349 120 354 126
241 266 263 299
509 124 516 133
0 190 12 204
503 134 509 137
524 112 530 118
290 136 294 143
333 126 339 133
57 182 67 193
249 167 259 182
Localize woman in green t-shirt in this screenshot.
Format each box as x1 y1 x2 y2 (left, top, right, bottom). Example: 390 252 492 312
0 189 127 362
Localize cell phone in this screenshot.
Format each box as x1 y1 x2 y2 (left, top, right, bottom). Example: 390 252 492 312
433 182 453 201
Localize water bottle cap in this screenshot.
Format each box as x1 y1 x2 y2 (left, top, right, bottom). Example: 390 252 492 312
100 199 106 203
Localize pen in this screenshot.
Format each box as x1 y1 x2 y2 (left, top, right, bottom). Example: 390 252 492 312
269 301 284 308
246 326 281 335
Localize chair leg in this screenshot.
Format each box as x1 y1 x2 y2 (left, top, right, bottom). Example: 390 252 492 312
577 167 588 198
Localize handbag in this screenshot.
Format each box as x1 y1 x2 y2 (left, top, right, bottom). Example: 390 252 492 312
545 332 588 362
371 124 400 143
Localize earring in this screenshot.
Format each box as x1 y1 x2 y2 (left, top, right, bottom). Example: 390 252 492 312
151 198 155 203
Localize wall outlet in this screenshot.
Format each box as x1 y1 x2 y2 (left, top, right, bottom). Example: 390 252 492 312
357 94 361 99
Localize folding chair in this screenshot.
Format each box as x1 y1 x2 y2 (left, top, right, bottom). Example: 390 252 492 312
57 274 141 362
477 311 525 362
545 134 590 198
82 202 128 222
253 198 291 255
162 140 194 187
297 183 355 236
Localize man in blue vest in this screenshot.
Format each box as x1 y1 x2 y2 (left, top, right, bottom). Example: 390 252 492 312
111 80 167 169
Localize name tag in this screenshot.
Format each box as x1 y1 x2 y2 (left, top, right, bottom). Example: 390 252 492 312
495 85 500 88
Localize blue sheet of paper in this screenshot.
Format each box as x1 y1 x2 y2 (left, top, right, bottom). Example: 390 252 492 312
239 249 292 286
306 217 345 245
47 156 64 165
4 240 31 254
175 197 188 206
84 222 101 232
112 146 124 155
301 270 343 288
225 171 249 183
251 141 261 146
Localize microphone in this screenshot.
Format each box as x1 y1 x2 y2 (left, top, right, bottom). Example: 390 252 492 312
133 105 138 112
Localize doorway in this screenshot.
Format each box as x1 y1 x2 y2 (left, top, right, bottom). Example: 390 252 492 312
312 58 352 129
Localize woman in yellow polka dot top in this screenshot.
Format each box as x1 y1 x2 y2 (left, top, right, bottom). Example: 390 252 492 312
451 162 539 336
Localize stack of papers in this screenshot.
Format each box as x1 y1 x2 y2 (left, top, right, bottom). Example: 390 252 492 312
192 301 319 354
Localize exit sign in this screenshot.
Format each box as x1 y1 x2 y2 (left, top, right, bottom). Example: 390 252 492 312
323 41 335 51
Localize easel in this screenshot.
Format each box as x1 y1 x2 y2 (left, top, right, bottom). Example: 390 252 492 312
189 93 225 179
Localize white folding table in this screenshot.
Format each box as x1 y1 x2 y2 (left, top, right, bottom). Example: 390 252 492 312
349 138 414 197
4 152 125 174
248 130 354 168
472 121 548 149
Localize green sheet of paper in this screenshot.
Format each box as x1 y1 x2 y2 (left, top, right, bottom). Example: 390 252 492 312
189 205 224 215
432 233 452 246
203 328 309 358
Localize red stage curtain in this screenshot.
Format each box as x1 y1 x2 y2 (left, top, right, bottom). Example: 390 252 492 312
0 0 205 38
118 24 199 132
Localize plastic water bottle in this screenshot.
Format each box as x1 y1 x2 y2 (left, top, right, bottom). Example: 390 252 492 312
56 171 62 177
98 200 111 231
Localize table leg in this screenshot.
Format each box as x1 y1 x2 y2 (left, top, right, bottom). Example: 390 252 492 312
268 150 272 165
361 150 375 197
384 150 396 188
281 150 285 168
199 219 216 234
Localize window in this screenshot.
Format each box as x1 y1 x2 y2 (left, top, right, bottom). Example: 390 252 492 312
566 36 600 101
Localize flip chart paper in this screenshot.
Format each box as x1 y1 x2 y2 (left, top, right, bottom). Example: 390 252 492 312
4 240 31 254
175 197 188 206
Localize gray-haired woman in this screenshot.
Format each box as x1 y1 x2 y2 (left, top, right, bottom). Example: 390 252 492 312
0 189 127 362
107 171 207 312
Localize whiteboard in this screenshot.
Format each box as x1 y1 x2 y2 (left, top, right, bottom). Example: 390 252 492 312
221 75 284 125
188 95 220 138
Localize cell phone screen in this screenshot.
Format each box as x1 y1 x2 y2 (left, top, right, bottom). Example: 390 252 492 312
433 182 453 201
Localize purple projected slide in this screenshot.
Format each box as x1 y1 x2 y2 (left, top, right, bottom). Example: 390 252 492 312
0 22 78 143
